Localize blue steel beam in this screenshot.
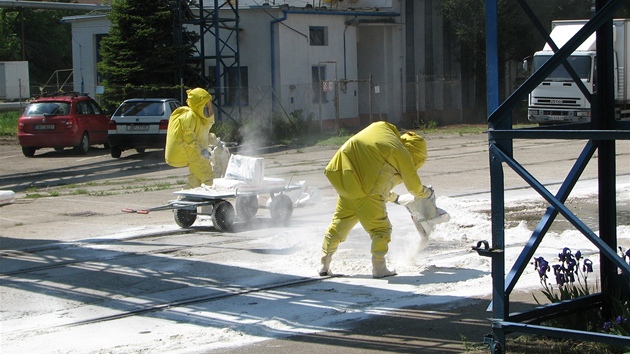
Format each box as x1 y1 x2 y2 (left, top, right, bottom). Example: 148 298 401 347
498 321 630 347
485 4 508 353
484 0 629 351
488 129 630 140
508 293 603 323
503 141 597 295
487 0 625 126
514 0 592 100
490 143 630 279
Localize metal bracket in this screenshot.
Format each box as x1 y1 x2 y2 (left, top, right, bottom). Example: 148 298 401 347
472 240 504 258
483 333 503 354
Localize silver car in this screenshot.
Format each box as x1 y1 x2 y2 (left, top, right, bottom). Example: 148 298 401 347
108 98 182 158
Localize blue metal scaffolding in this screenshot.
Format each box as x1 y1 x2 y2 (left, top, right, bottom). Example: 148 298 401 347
481 0 630 352
174 0 240 123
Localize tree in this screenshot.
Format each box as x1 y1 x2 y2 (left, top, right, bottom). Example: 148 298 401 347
97 0 198 110
0 7 78 91
0 10 22 61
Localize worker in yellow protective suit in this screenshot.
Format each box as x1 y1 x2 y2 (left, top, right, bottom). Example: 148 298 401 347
319 121 432 278
165 88 215 189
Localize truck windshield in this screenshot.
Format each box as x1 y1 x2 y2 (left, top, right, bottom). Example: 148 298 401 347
533 55 592 81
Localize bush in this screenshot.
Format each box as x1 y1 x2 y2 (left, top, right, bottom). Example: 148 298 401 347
0 111 20 136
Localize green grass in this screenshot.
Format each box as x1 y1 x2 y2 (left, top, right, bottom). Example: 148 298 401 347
0 111 20 136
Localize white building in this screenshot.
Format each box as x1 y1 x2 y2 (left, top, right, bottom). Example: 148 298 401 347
62 0 469 129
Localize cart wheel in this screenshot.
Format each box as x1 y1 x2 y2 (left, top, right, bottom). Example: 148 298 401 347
235 195 259 220
174 208 196 228
270 194 293 224
212 200 235 232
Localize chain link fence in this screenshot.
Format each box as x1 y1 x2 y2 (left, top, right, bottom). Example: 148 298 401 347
11 74 473 142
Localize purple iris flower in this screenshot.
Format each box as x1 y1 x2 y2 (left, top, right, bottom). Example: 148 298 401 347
566 259 577 273
552 264 562 276
534 257 549 279
556 273 566 286
583 259 593 273
603 321 613 332
558 247 572 262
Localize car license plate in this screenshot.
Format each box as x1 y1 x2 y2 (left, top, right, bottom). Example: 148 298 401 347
34 124 55 130
127 125 149 131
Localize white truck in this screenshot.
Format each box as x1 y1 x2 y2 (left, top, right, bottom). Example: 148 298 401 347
527 19 630 124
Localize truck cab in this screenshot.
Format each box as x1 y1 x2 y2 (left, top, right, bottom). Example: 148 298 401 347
528 51 597 124
526 20 628 124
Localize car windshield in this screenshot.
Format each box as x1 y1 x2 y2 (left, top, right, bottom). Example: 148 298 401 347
24 102 70 116
114 101 165 117
533 55 592 81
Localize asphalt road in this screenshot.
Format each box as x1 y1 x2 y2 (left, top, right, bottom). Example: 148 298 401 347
1 132 629 353
1 131 628 251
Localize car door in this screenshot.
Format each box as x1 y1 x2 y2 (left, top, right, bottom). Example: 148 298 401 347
88 100 109 142
76 99 106 143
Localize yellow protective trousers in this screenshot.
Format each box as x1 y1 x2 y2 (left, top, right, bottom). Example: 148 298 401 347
185 161 213 189
322 195 392 259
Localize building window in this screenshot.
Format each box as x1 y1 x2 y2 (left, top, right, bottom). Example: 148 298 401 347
309 26 328 46
226 66 249 106
312 65 327 103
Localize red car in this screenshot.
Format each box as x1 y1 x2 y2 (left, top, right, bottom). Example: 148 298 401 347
17 92 110 157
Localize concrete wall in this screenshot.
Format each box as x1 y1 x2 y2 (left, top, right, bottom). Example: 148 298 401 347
65 2 477 128
68 16 110 100
407 0 467 125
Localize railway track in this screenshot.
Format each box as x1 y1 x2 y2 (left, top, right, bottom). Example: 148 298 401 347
0 229 263 277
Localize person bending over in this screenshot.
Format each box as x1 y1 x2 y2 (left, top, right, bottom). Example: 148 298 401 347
318 121 432 278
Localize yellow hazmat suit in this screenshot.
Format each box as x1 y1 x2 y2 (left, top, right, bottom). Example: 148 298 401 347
165 88 215 189
320 121 430 278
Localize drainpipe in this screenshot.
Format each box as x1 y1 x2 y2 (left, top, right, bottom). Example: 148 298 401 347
270 11 289 111
269 8 399 111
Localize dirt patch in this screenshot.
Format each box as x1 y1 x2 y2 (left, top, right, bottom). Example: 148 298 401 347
0 136 18 145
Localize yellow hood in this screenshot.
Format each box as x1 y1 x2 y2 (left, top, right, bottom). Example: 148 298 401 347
186 87 212 121
400 131 427 169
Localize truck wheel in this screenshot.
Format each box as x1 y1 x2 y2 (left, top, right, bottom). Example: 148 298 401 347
235 195 258 220
270 194 293 224
22 147 36 157
174 209 196 228
212 200 234 232
74 133 89 155
110 146 122 158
